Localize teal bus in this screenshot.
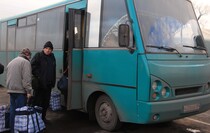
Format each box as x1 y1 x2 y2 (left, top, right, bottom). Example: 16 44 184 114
1 0 210 131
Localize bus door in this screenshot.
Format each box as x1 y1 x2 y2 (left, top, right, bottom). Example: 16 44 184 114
66 9 85 110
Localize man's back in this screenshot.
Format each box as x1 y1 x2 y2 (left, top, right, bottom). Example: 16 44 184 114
6 56 31 94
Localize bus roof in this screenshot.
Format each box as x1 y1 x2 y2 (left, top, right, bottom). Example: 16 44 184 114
0 0 81 22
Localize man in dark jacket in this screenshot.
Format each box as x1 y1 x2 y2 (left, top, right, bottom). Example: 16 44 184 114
31 41 56 121
0 63 4 74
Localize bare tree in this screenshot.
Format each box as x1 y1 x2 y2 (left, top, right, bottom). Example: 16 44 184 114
191 0 210 29
191 0 210 19
194 3 209 20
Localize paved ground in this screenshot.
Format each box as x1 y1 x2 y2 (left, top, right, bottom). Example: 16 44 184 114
1 86 210 133
0 87 100 133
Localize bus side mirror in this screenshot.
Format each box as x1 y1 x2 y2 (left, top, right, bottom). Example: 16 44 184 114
119 24 130 47
194 35 205 47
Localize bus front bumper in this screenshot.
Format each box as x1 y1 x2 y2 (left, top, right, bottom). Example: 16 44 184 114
137 94 210 123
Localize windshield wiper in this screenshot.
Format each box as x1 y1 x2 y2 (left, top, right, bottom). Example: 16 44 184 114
183 45 208 57
147 45 182 57
183 45 206 50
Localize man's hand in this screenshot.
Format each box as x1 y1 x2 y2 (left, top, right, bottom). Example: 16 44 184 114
27 93 32 99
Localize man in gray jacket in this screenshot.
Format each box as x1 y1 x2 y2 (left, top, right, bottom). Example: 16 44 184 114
6 48 33 133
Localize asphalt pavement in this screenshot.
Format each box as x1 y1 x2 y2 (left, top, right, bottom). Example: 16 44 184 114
1 86 210 133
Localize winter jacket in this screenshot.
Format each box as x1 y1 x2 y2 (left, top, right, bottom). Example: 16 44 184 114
31 51 56 89
0 63 4 74
6 55 32 94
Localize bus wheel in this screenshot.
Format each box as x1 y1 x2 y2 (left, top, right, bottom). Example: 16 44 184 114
95 95 121 131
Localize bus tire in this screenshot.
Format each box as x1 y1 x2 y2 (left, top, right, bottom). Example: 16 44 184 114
95 94 121 131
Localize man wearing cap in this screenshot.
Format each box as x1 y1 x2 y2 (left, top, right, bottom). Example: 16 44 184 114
31 41 56 122
6 48 33 133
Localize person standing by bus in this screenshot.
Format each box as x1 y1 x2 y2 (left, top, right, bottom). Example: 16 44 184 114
31 41 56 122
6 48 33 133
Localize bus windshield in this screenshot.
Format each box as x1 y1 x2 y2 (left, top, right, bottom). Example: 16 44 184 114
134 0 206 54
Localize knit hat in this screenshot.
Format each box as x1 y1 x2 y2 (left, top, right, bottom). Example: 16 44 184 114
43 41 53 50
20 48 31 57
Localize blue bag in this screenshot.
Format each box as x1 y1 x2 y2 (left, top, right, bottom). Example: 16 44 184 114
57 75 68 94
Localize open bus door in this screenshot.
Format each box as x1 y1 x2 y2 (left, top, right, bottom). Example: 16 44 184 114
66 9 85 110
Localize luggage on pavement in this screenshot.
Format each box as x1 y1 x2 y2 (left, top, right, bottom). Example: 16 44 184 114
14 106 45 133
0 105 10 132
50 90 61 111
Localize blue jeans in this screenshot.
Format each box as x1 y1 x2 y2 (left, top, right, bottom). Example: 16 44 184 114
10 93 27 133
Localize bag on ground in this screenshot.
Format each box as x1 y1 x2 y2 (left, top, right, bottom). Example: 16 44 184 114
0 105 10 132
14 106 45 133
50 91 61 111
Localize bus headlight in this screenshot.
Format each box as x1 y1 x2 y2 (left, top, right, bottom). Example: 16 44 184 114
152 81 157 90
161 87 170 98
152 92 160 100
150 77 172 101
152 81 161 91
161 88 166 96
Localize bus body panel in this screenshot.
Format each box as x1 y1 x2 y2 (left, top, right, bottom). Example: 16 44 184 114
66 0 86 10
70 49 83 109
83 49 137 87
126 0 145 53
148 59 210 87
137 94 210 123
82 48 138 122
53 51 64 80
137 54 151 101
83 82 137 122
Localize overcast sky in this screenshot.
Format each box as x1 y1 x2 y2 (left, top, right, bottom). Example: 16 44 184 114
0 0 65 19
191 0 210 30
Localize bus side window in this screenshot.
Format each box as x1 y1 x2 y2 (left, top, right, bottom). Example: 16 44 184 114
100 0 133 48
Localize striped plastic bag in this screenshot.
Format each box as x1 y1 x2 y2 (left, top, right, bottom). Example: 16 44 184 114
0 105 10 132
14 106 45 133
50 90 61 111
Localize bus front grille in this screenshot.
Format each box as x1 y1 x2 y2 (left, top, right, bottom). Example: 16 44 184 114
175 86 201 96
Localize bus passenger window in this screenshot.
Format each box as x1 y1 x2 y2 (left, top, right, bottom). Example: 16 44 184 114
18 18 26 27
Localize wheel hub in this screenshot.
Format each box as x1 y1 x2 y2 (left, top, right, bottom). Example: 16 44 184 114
99 103 112 123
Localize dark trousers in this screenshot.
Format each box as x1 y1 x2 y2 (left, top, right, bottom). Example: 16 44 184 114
10 93 27 133
33 88 51 120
